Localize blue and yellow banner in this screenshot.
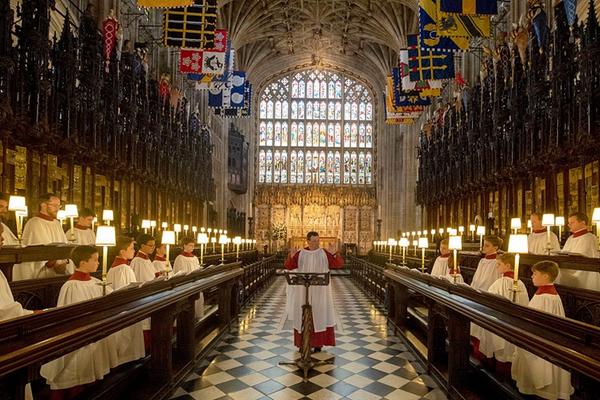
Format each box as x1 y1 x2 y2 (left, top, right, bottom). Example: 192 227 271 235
419 0 470 52
437 3 490 38
407 34 455 82
439 0 498 15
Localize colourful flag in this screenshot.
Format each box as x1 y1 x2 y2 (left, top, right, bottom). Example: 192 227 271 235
439 0 498 15
209 71 246 108
138 0 193 8
419 0 470 52
397 53 444 96
437 4 490 38
163 0 218 48
408 34 455 82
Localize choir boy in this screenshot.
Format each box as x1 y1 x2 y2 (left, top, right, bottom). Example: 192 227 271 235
471 236 503 291
66 208 96 245
512 261 574 399
528 212 560 255
130 234 157 282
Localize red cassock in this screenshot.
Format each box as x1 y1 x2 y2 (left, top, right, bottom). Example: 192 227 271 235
284 247 343 348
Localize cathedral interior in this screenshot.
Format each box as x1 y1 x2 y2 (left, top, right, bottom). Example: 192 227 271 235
1 0 600 399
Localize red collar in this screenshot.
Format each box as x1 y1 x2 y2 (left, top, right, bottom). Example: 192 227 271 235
484 253 497 260
572 228 589 238
533 228 546 234
439 254 450 259
503 271 514 278
75 224 90 230
69 270 91 281
37 213 55 222
535 284 558 295
111 257 129 268
154 255 167 261
136 252 149 260
182 252 195 257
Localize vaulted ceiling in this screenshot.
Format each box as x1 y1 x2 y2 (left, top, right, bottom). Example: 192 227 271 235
219 0 419 91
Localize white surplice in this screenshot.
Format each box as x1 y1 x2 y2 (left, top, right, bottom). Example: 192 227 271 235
511 290 574 399
130 253 156 283
13 216 74 281
1 222 19 246
471 256 501 291
287 249 336 336
556 231 600 291
430 255 449 277
66 226 96 245
528 230 560 255
152 256 168 275
40 275 119 390
473 276 529 362
173 254 204 318
1 270 34 399
106 259 145 366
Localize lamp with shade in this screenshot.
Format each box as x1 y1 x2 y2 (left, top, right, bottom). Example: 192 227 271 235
184 224 189 236
219 234 228 264
448 235 462 283
161 231 176 276
527 219 532 234
211 236 217 252
555 216 565 243
511 218 521 234
102 209 114 225
438 228 444 235
197 232 209 265
476 226 486 250
65 204 78 242
418 238 428 272
430 229 435 241
57 210 66 225
399 238 409 265
542 213 555 255
192 226 197 235
8 196 27 244
508 234 528 302
150 220 157 236
233 236 242 261
174 224 182 243
469 224 476 241
458 226 465 236
161 221 168 230
96 226 116 295
387 238 397 261
412 240 418 256
141 219 151 234
592 208 600 247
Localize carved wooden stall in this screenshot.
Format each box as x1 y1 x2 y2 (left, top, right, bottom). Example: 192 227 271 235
0 0 216 231
416 3 600 234
0 255 277 399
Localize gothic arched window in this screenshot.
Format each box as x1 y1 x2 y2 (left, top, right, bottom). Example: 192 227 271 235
258 69 374 185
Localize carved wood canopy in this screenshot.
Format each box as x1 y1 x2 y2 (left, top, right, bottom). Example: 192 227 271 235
220 0 418 89
255 184 376 207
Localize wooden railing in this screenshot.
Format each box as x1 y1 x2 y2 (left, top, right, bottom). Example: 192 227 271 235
349 255 600 399
3 247 258 311
0 253 273 400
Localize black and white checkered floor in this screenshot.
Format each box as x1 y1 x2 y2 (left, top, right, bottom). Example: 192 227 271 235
170 277 447 400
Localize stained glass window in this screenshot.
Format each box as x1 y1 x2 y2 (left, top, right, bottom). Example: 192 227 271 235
258 69 374 185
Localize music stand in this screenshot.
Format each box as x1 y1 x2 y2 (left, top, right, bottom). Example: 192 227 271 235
280 271 334 381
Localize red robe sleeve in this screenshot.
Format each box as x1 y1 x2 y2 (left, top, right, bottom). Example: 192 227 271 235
324 250 344 269
284 250 301 270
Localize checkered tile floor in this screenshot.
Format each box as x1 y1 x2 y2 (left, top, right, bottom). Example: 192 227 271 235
170 277 447 400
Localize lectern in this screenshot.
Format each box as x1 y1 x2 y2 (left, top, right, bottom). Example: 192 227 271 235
280 271 334 381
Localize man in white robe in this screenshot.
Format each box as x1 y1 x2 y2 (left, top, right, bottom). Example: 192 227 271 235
173 237 204 318
556 212 600 290
106 236 145 364
130 234 157 283
13 193 73 281
0 194 19 246
40 246 119 395
512 261 573 399
284 231 343 351
528 212 560 255
470 236 502 291
66 208 96 245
